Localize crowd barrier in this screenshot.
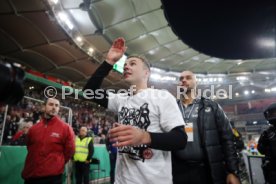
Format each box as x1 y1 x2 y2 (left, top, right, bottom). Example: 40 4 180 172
0 145 110 184
242 151 265 184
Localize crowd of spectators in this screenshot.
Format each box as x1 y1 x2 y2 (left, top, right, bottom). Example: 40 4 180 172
0 82 116 145
1 80 271 146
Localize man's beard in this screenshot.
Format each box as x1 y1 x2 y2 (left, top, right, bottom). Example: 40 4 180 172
185 88 192 94
44 112 55 119
180 87 192 94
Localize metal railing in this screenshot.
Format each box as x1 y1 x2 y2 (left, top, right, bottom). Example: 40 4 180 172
242 151 265 184
0 105 8 146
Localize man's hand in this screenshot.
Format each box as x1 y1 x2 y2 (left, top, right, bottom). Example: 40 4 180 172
226 173 240 184
109 123 151 147
106 38 127 65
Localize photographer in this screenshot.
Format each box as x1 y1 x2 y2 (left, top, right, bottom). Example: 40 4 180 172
258 103 276 184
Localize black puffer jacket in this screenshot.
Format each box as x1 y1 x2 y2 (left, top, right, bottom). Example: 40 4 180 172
173 97 239 184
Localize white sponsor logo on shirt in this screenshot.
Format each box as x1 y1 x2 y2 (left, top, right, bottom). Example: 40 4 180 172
205 107 211 112
50 132 60 138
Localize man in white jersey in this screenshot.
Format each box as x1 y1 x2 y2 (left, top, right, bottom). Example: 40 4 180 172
83 38 187 184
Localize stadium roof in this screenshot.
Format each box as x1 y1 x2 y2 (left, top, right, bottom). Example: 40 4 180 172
1 0 276 97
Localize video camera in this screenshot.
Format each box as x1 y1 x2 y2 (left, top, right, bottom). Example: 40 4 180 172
0 59 25 105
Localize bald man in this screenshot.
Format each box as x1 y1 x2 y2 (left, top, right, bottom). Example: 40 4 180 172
172 71 240 184
73 126 94 184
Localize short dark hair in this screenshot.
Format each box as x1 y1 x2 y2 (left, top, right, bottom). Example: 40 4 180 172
43 98 60 105
127 55 151 71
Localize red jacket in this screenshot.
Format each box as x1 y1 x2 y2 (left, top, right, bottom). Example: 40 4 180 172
12 130 24 141
22 116 75 179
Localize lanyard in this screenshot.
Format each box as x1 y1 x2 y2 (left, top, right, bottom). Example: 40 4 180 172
179 102 195 122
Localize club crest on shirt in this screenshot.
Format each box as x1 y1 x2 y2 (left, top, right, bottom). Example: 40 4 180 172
50 132 60 138
192 113 198 118
118 103 151 162
205 107 211 112
143 148 153 159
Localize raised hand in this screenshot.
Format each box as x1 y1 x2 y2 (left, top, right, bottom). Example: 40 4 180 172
106 38 127 65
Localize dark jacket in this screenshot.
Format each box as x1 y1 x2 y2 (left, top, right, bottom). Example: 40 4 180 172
258 126 276 164
173 97 239 184
232 128 245 152
258 126 276 183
